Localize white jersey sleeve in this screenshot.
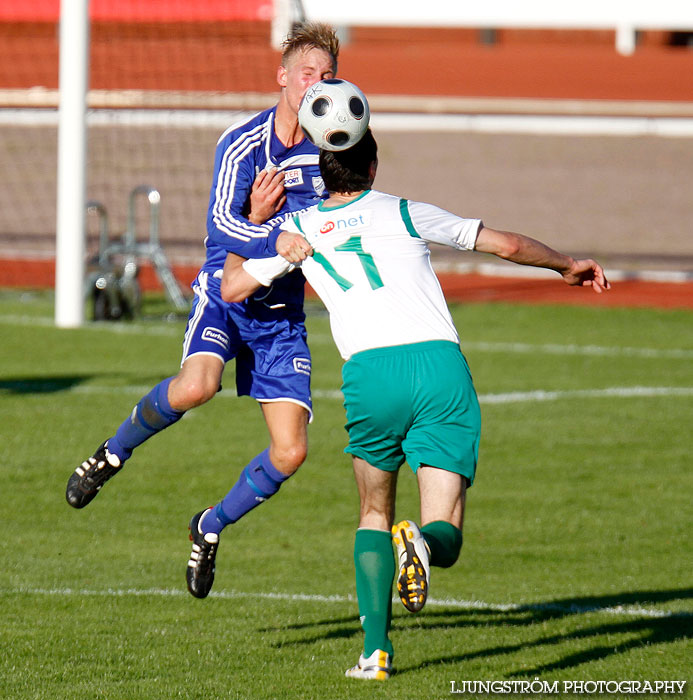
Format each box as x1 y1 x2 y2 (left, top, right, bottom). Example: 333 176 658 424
242 255 295 286
241 215 302 285
404 200 482 250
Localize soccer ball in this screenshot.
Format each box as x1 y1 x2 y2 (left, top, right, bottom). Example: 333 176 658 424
298 79 370 152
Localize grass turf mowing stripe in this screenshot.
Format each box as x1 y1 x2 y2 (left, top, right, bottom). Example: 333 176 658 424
3 586 689 619
2 312 693 359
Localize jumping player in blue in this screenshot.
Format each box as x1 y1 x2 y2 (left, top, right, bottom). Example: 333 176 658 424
65 23 340 598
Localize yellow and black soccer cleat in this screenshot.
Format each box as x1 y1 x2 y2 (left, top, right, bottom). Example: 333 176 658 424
391 519 430 613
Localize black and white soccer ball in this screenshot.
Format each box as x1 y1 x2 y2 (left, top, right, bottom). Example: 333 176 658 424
298 79 370 152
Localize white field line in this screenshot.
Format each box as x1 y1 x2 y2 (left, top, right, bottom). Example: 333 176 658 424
477 386 693 404
463 341 693 360
49 384 693 405
8 383 693 405
2 586 689 619
0 313 184 336
3 380 691 404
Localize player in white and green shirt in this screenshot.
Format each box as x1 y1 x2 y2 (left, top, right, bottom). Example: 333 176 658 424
220 128 610 680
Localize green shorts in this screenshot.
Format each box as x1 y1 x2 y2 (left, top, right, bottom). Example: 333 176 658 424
341 340 481 484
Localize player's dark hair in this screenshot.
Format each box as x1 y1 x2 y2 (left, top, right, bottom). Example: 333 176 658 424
319 129 377 194
281 22 340 73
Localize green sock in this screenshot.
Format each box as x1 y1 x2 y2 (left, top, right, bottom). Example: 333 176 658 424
421 520 463 568
353 528 395 658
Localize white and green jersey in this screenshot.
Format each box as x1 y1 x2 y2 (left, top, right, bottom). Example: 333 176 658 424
244 189 482 360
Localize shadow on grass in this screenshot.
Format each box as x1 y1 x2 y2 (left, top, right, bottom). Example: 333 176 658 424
0 373 172 395
265 588 692 673
394 587 692 677
263 614 362 648
0 375 93 394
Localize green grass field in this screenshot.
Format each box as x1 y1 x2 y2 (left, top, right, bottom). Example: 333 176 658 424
1 289 691 699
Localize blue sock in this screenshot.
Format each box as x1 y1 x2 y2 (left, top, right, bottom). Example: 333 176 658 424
107 377 184 462
201 449 290 535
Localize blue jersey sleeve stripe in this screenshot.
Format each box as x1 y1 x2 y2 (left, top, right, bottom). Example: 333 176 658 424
211 115 276 241
212 129 272 240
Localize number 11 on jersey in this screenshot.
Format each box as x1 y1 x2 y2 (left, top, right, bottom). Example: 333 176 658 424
313 235 384 291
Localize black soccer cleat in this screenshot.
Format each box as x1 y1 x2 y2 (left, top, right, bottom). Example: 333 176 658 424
66 441 122 509
186 509 219 599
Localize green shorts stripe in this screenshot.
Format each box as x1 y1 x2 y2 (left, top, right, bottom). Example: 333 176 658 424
341 340 481 484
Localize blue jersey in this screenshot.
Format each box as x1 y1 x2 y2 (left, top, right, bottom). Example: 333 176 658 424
201 106 326 315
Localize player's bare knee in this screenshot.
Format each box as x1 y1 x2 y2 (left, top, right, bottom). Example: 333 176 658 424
171 377 217 410
270 442 307 474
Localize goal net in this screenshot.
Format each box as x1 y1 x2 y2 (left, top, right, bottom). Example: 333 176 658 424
0 0 293 271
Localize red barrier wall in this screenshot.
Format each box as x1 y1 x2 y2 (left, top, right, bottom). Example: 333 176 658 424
0 0 273 22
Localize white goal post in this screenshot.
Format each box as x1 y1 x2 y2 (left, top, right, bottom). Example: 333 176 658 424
55 0 89 328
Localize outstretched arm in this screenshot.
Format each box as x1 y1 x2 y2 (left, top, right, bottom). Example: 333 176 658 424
474 227 610 293
219 254 262 302
220 232 306 303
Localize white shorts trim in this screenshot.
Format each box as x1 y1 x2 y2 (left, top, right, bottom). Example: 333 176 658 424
180 350 226 368
256 396 313 423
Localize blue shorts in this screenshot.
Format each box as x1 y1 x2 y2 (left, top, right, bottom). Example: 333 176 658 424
182 271 312 416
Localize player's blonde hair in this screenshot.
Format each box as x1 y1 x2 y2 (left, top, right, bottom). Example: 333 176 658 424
281 22 340 73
